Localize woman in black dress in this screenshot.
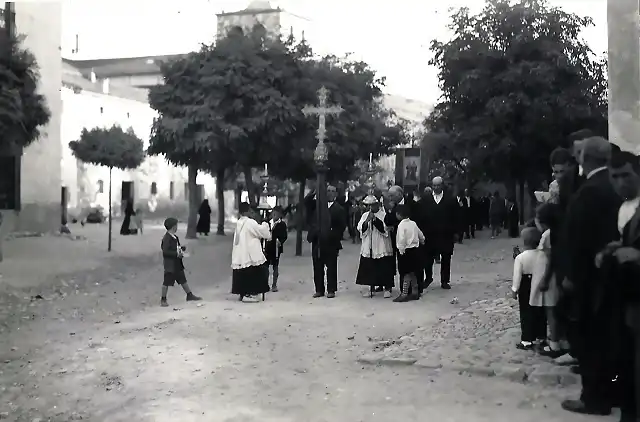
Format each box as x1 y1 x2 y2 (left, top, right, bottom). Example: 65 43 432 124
196 199 212 236
507 198 520 238
120 200 136 235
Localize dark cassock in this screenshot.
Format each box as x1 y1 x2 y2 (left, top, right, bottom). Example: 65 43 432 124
355 195 395 297
196 199 212 235
507 199 520 238
455 192 468 243
305 186 348 298
561 164 622 416
264 208 288 292
463 190 476 238
420 178 459 290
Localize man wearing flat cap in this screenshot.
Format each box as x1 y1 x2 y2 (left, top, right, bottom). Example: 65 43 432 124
560 136 623 416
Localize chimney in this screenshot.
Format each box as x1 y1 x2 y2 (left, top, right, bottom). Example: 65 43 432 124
90 70 96 83
102 78 109 95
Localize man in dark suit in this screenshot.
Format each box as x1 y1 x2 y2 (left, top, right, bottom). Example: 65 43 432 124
305 185 347 299
598 151 640 422
560 137 623 416
420 176 458 290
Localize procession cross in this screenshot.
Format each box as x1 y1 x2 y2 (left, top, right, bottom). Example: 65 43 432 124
302 86 343 162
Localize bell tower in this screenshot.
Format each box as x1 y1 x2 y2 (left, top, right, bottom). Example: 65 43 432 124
216 1 282 39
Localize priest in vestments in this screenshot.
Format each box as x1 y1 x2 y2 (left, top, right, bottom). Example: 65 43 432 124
355 195 395 298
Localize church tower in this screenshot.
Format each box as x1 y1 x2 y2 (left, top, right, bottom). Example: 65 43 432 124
216 1 282 39
216 0 310 42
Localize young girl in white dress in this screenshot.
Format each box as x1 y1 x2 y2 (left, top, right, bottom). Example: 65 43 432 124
531 202 568 356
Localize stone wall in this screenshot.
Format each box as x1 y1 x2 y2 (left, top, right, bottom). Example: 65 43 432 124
3 3 63 233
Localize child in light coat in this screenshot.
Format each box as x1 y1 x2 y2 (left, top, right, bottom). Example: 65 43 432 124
512 227 546 350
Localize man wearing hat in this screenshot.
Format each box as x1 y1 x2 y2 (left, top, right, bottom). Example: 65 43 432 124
355 194 396 297
560 136 623 416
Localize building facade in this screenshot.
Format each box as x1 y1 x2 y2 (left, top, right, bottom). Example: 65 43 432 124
61 61 217 220
1 2 63 233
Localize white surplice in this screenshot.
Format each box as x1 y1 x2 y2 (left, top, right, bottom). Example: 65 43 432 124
231 216 272 270
357 209 394 259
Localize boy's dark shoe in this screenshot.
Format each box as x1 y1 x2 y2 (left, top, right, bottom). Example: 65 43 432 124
561 399 611 416
326 292 336 299
312 292 324 298
186 293 202 302
160 298 169 307
441 283 451 290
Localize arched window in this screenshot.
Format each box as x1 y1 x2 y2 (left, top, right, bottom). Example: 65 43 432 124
169 181 175 200
150 182 158 195
97 180 104 193
99 106 104 114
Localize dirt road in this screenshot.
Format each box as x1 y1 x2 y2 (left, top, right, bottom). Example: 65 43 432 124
0 230 611 421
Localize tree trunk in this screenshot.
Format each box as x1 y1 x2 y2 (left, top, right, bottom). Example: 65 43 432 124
518 178 526 224
107 166 113 252
215 167 226 236
243 166 257 206
186 164 198 239
295 178 306 256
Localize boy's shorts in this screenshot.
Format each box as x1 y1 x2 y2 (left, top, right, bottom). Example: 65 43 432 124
163 270 187 286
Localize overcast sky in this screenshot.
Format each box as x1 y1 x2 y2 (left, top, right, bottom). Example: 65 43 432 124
61 0 607 103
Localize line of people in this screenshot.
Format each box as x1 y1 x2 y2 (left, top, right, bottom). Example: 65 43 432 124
353 178 463 300
511 134 639 421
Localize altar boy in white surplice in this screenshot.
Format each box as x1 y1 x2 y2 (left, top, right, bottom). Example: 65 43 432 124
231 202 272 303
355 195 396 298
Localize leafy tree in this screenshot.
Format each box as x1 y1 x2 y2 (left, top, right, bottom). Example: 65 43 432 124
0 31 50 153
69 125 145 251
148 25 304 238
426 0 607 217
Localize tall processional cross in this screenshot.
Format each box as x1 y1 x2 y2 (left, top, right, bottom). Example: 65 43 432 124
302 86 343 163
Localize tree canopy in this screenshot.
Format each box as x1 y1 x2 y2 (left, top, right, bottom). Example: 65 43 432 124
147 26 405 185
425 0 607 189
148 26 300 175
0 31 50 152
69 125 145 169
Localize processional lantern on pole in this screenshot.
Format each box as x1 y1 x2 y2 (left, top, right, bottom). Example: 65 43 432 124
302 86 343 244
257 163 272 213
364 152 376 195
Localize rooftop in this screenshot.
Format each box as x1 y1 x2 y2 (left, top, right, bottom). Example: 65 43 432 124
62 54 188 78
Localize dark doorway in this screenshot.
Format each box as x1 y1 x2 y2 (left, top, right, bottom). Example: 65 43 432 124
0 155 20 210
121 181 134 212
61 186 68 224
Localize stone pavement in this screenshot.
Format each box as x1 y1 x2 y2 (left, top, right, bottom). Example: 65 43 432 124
357 294 581 389
0 230 616 422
